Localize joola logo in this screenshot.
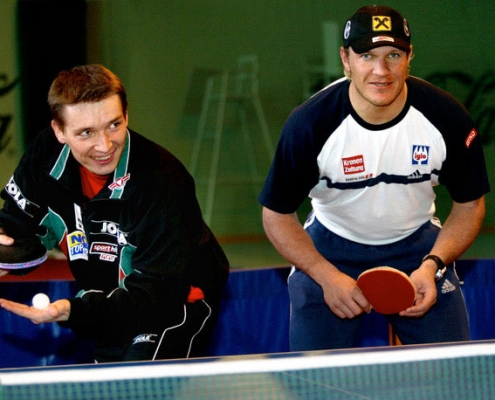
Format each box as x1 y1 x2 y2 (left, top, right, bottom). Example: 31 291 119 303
93 221 128 245
412 145 429 165
5 176 39 216
132 334 157 345
109 173 130 191
5 177 26 209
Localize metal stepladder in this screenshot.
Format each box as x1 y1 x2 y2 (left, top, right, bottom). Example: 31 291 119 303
189 55 274 225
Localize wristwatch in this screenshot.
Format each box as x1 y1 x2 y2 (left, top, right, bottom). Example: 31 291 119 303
422 254 447 282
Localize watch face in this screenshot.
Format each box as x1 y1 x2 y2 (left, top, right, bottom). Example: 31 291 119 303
435 267 447 282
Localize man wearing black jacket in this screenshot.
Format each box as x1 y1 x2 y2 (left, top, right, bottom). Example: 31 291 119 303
0 64 229 362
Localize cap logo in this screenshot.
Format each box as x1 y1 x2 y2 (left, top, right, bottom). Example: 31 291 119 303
372 16 392 32
344 21 351 39
403 19 410 36
372 36 394 44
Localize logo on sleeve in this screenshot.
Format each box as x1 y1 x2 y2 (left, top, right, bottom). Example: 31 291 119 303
412 145 429 165
67 230 89 261
465 128 477 148
68 204 89 261
5 176 40 217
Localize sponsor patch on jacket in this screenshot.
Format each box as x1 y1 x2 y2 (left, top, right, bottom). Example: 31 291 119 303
90 242 118 262
67 230 89 261
109 173 130 191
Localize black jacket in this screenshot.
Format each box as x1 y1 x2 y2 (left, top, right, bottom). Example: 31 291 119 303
0 128 229 343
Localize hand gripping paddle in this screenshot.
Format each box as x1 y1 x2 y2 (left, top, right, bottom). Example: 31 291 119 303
357 266 417 315
0 237 48 275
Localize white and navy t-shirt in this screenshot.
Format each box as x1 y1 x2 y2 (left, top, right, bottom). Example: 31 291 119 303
259 76 490 245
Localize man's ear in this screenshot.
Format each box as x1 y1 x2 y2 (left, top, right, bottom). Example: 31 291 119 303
340 47 351 76
51 120 66 144
408 45 414 62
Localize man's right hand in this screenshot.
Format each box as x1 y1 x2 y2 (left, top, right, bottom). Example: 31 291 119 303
319 268 372 319
262 208 371 319
0 228 14 245
0 227 14 277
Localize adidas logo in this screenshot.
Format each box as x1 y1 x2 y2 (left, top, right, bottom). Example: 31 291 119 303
408 170 423 179
441 279 456 294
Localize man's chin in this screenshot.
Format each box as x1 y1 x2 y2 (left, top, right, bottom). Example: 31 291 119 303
86 163 116 176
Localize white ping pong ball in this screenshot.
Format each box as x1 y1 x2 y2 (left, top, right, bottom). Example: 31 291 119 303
32 293 50 310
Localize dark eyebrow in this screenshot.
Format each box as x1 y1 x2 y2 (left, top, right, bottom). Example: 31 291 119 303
110 116 124 124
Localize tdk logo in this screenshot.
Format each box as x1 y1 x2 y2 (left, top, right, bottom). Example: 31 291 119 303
412 145 429 165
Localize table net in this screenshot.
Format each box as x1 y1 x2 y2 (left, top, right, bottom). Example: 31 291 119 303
1 340 495 399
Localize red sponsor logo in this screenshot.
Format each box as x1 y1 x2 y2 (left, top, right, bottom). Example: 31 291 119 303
109 173 130 190
90 243 118 262
342 155 365 175
465 128 478 148
100 253 117 262
91 243 118 255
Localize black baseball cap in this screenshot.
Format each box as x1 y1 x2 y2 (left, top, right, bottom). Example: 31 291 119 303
343 6 411 54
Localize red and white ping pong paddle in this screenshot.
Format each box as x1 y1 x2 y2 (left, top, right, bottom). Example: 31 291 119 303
0 237 47 275
356 266 416 315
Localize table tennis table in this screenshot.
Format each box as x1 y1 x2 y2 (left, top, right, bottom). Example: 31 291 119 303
1 339 494 399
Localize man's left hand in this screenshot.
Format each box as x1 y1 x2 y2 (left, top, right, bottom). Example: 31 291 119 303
0 298 71 324
399 267 437 317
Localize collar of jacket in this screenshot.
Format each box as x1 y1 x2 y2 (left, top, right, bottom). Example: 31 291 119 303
49 130 131 200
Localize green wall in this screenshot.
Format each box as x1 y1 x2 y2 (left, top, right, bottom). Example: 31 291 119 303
0 0 20 188
1 0 494 238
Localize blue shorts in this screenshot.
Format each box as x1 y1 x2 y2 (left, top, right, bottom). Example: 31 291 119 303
288 215 470 351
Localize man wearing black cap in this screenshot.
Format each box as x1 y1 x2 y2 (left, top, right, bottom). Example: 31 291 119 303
259 6 490 350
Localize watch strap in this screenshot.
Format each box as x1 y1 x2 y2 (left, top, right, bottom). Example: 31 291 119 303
422 254 447 282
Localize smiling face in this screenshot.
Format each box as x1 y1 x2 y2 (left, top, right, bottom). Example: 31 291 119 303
341 45 412 123
51 94 128 176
